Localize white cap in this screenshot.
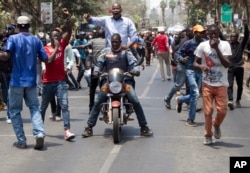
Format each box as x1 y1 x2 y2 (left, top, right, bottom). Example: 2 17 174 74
17 16 30 25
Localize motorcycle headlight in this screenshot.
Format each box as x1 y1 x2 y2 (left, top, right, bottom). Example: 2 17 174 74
109 81 122 94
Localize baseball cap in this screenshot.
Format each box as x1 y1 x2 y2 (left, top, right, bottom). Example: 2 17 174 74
17 16 30 25
193 25 206 33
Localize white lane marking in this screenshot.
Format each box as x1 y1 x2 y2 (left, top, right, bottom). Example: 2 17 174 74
98 145 122 173
140 63 159 98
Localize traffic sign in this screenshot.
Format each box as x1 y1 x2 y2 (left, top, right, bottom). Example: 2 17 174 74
221 3 232 23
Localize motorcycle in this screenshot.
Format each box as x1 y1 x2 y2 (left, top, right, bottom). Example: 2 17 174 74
99 68 135 144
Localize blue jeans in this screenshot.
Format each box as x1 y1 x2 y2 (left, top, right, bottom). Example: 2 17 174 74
178 69 202 121
40 80 71 130
9 86 45 144
165 63 186 102
87 82 148 127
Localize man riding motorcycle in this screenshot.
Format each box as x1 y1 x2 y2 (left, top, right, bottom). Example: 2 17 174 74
82 33 153 137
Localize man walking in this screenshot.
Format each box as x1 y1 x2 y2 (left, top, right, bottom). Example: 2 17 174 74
227 19 249 109
174 25 206 127
40 8 76 141
0 16 48 150
193 24 231 145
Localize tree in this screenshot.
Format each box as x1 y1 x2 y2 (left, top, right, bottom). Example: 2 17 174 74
139 1 147 20
169 0 176 26
0 1 11 30
160 0 167 26
0 0 105 33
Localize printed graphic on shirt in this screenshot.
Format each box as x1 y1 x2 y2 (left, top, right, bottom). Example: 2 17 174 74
203 52 224 84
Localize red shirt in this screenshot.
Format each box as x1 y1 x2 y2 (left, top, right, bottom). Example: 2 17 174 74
42 39 67 83
151 34 169 52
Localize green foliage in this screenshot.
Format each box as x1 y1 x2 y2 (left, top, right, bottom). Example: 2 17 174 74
0 0 106 32
0 2 11 31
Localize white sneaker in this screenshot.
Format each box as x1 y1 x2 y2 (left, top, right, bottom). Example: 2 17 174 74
49 114 55 120
55 116 61 121
6 118 11 124
64 129 75 141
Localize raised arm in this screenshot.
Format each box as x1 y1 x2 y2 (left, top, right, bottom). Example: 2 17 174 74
61 8 75 43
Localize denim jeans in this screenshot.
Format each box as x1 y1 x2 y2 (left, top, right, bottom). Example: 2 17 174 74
166 63 186 102
178 69 201 121
84 69 91 87
9 86 45 144
87 83 148 127
40 80 71 130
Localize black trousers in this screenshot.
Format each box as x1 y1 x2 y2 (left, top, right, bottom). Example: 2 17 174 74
227 67 244 101
50 96 61 117
89 68 99 112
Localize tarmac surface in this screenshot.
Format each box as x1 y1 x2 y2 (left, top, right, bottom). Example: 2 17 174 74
0 58 250 173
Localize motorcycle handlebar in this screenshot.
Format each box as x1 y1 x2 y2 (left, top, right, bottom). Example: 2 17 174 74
96 71 134 78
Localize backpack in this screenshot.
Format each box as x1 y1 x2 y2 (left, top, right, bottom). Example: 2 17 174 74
0 39 12 73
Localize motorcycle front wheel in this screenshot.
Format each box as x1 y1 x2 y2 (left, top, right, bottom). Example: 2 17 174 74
112 108 120 144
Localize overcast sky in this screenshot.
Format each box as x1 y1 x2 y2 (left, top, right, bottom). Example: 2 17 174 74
149 0 162 9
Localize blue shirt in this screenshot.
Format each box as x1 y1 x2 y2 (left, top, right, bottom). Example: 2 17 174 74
6 32 47 87
175 38 202 70
89 16 137 47
73 39 88 59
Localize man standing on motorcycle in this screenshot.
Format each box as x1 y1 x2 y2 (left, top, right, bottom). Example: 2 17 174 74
82 33 153 137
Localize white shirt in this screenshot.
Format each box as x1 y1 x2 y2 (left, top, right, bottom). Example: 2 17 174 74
194 40 232 87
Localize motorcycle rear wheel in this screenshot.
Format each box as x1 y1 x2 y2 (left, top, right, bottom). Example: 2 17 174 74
112 108 120 144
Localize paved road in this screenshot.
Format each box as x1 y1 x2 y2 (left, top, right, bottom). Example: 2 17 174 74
1 60 250 173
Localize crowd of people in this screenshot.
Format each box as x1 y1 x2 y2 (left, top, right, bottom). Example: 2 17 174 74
0 2 250 150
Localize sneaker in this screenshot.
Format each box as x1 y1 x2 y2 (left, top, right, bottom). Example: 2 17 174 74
82 127 93 138
228 101 234 110
176 96 182 113
34 137 44 150
235 101 241 108
49 114 55 120
203 136 213 145
140 126 153 137
214 126 221 139
6 117 11 124
185 119 197 127
164 98 171 109
64 129 75 141
13 141 27 149
55 116 61 121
